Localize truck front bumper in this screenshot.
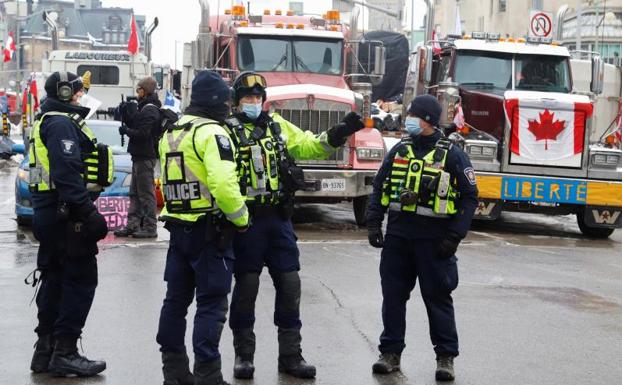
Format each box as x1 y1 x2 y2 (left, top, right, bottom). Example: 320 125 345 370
296 169 376 199
474 171 622 227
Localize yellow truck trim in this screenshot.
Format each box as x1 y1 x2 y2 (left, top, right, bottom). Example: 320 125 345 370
475 172 622 207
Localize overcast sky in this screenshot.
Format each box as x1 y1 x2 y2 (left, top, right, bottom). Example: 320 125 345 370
102 0 427 68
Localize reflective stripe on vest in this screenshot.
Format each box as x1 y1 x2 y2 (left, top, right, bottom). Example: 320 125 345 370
160 117 218 214
29 112 113 193
381 141 458 217
236 126 283 205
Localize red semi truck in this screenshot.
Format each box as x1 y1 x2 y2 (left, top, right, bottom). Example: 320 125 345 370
182 2 387 225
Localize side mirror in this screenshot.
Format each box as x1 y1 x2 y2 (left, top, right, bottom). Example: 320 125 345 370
372 45 386 77
591 56 604 95
424 46 434 84
153 67 164 90
12 143 25 154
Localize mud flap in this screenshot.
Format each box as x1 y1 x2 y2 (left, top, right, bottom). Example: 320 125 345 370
582 206 622 228
474 199 503 220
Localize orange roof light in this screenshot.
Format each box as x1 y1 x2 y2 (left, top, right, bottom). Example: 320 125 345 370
231 5 245 17
275 9 282 15
498 37 506 42
264 9 270 15
606 134 616 145
329 25 339 32
458 125 471 135
507 37 515 42
364 117 374 128
296 23 305 29
224 9 231 15
275 22 284 28
239 20 249 27
462 35 472 40
286 23 295 29
287 10 294 16
326 10 340 21
517 37 526 43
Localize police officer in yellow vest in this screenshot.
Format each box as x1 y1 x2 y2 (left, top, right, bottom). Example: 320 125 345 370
155 71 249 385
226 71 365 380
29 71 110 377
366 95 478 381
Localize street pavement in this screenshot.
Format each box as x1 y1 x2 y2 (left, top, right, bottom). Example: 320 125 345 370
1 160 621 385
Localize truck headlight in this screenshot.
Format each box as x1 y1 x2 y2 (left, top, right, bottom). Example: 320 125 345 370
17 168 29 182
356 147 384 160
590 150 621 168
465 140 497 161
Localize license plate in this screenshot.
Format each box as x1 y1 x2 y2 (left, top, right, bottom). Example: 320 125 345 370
321 178 346 192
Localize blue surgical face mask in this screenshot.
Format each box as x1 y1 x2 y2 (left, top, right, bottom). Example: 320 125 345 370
405 116 423 136
242 103 263 120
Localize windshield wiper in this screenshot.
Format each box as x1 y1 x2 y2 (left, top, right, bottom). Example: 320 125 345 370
460 82 495 88
295 55 311 72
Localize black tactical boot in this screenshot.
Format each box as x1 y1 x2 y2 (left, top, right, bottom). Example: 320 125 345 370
113 227 136 237
233 355 254 380
162 351 194 385
30 334 53 373
194 358 230 385
232 328 255 379
435 355 455 381
372 353 401 374
132 229 158 238
278 353 316 379
48 336 106 377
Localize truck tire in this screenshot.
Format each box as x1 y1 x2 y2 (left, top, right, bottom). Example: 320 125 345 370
576 212 615 238
353 195 369 227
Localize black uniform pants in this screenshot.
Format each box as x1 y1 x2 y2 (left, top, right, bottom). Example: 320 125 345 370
33 206 98 339
156 221 233 363
379 234 459 357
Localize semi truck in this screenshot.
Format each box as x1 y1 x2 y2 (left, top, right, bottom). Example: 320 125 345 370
405 7 622 237
182 1 388 225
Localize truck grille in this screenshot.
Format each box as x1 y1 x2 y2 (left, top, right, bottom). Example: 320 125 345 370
275 108 349 166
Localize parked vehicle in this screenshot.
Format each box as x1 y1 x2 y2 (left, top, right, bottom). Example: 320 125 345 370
181 3 387 225
406 6 622 237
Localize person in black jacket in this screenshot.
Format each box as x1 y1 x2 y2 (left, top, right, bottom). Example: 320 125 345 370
115 77 161 238
29 71 109 377
366 95 478 381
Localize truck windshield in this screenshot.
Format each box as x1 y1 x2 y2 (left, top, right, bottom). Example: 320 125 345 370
237 35 343 75
454 51 571 93
515 54 571 93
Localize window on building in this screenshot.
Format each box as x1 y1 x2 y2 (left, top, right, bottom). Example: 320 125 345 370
77 65 120 85
289 2 303 15
499 0 506 12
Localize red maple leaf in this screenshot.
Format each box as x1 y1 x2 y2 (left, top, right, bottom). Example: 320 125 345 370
527 109 566 150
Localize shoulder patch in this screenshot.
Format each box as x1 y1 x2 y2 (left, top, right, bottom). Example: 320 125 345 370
215 134 234 161
61 140 76 155
464 167 477 186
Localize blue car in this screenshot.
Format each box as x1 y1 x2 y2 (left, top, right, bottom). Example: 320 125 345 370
15 119 131 226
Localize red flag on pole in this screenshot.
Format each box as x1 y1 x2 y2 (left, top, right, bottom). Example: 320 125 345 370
30 80 39 111
127 14 139 55
3 32 16 62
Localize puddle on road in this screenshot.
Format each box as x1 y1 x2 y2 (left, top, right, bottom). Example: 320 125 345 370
502 285 621 314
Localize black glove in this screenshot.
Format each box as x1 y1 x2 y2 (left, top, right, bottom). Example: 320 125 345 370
367 225 384 248
84 210 109 242
119 125 129 135
437 235 460 259
327 112 365 147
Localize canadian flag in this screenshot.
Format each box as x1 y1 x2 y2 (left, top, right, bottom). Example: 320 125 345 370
127 14 139 55
3 32 16 63
504 92 593 167
432 29 441 55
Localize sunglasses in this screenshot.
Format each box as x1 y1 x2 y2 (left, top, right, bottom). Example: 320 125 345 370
239 73 267 88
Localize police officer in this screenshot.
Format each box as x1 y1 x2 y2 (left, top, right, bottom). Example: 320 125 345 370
366 95 478 381
29 71 111 377
225 71 365 380
156 71 249 385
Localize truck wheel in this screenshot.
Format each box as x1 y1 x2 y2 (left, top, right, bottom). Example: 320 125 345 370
576 212 615 238
353 196 369 227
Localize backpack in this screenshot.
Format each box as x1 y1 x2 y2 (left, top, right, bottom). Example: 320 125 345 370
145 104 179 155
